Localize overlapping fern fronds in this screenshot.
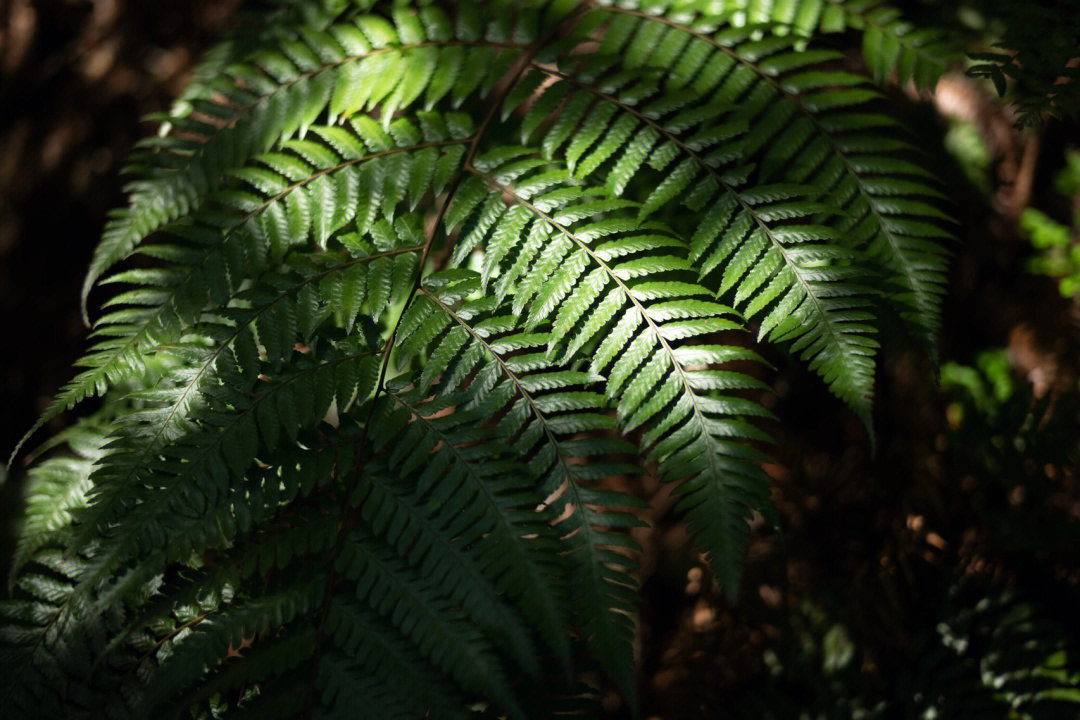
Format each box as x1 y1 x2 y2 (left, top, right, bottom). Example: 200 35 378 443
2 1 954 717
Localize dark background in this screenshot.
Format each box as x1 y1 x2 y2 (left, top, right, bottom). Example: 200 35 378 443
2 2 1078 716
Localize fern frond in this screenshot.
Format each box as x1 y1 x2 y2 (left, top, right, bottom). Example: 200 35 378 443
529 5 952 372
8 424 102 584
363 381 562 676
346 450 550 677
449 153 774 594
1 422 139 718
515 49 879 418
339 527 526 719
68 212 434 571
75 345 381 590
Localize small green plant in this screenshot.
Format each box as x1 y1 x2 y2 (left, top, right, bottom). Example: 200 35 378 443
1024 150 1080 299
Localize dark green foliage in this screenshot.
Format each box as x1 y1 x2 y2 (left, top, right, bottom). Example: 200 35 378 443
2 1 956 717
723 584 1080 719
965 0 1080 125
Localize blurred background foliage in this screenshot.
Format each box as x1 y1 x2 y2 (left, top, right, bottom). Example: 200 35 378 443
1023 151 1080 299
2 1 1079 717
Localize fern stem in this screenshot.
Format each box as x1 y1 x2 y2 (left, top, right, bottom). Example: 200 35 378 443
364 1 592 433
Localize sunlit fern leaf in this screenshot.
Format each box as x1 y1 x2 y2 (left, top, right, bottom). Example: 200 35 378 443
447 153 775 594
80 1 540 318
688 185 879 426
583 7 953 354
516 43 879 421
528 5 950 377
685 0 957 89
